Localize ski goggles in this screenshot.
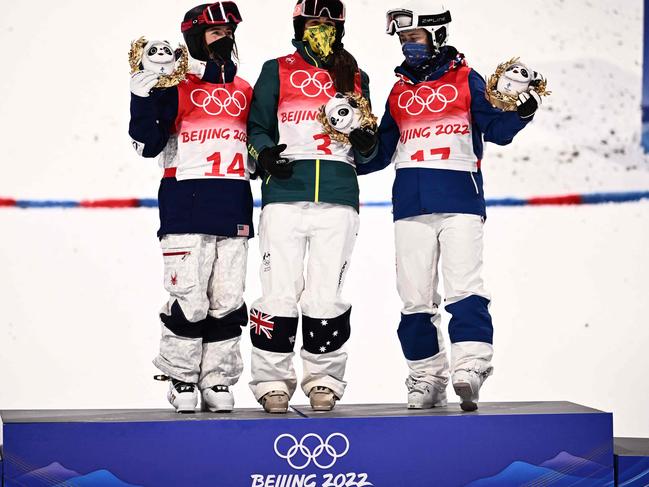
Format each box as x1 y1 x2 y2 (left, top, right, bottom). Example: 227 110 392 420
386 8 451 35
181 2 242 32
293 0 346 21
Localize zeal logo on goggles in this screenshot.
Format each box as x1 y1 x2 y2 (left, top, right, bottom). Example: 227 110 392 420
293 0 346 21
386 8 451 35
181 1 243 32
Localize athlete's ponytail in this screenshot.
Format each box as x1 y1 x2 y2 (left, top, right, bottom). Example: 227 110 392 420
328 44 358 94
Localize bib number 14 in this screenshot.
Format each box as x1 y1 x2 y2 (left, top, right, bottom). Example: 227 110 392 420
205 152 246 178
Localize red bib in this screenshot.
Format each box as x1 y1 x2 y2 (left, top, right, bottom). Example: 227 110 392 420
277 53 361 165
388 66 478 172
169 74 253 181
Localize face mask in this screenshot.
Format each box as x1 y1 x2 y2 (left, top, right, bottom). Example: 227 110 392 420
207 36 235 61
302 24 337 59
402 41 432 68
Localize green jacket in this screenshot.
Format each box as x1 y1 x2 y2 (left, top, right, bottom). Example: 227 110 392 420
247 40 372 212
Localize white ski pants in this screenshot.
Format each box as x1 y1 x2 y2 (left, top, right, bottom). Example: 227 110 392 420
249 202 359 401
153 234 248 390
395 213 494 389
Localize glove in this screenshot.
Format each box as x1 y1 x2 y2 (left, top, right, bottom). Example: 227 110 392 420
517 89 541 119
349 127 378 156
130 70 160 98
258 144 292 179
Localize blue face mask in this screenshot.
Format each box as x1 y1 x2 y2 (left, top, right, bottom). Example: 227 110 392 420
402 42 432 67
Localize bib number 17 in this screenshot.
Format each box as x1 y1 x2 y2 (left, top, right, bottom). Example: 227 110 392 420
411 147 451 162
205 152 246 178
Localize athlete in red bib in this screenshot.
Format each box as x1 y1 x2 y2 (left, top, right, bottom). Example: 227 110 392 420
246 0 378 414
359 1 542 412
129 2 254 414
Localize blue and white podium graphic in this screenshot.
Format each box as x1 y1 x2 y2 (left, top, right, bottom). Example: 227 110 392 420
1 402 614 486
615 437 649 486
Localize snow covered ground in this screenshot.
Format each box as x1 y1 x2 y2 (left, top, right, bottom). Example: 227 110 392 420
1 0 649 439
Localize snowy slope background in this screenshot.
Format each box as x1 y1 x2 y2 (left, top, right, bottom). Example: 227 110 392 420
1 0 649 438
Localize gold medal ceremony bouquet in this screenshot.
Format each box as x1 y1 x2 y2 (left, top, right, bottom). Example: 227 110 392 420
129 37 189 88
318 92 378 145
486 57 551 111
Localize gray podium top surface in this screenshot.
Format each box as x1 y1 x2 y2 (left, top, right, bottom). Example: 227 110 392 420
0 402 605 424
615 437 649 456
293 401 605 418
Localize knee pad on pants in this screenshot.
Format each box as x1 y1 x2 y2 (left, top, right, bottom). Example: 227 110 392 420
160 300 203 339
398 313 440 361
249 309 299 353
203 304 247 343
302 307 351 355
446 295 493 344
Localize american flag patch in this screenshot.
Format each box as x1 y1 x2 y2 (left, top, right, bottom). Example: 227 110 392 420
237 224 250 237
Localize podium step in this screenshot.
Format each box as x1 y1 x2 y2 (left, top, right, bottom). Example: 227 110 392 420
1 402 613 487
615 437 649 486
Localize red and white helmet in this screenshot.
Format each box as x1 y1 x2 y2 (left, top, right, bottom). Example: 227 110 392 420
386 1 451 50
181 2 243 61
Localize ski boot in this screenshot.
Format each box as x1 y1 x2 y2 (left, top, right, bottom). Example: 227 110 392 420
155 375 198 413
406 378 447 409
452 368 492 412
309 386 338 412
260 390 289 414
202 385 234 413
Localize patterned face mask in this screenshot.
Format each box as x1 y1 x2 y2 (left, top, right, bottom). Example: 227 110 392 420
402 41 432 68
302 24 337 59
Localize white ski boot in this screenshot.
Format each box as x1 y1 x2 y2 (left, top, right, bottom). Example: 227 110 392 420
309 386 338 411
260 390 289 414
406 379 448 409
202 385 234 413
452 368 492 412
167 378 198 413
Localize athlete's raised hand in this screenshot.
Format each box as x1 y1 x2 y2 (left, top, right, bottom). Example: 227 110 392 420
130 71 160 98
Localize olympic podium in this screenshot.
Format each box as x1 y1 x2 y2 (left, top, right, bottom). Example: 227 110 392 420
0 402 614 487
615 437 649 486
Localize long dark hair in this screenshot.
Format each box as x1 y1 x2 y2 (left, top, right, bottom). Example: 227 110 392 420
328 44 358 94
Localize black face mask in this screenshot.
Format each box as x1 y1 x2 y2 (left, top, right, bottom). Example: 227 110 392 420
207 36 235 61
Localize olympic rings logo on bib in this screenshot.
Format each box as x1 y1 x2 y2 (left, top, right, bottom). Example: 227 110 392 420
290 70 336 98
397 84 459 116
190 88 248 117
274 433 350 470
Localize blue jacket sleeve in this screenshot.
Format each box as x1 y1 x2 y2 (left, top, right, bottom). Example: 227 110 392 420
128 88 178 158
469 69 530 146
356 101 400 176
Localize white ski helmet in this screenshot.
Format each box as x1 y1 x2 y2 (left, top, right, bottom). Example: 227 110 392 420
386 1 451 50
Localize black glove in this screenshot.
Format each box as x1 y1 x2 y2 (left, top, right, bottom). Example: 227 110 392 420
517 90 541 119
258 144 292 179
349 127 378 156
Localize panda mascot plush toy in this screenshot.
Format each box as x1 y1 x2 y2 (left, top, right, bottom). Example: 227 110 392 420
141 40 176 75
486 57 550 111
128 37 189 89
318 93 378 144
325 94 363 135
496 63 534 96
